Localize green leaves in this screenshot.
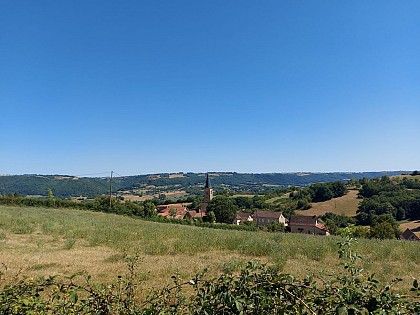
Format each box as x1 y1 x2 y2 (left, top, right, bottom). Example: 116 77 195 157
0 236 419 314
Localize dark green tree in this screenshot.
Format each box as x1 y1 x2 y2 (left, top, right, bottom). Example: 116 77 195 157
143 201 157 218
266 221 285 232
187 197 202 210
310 183 334 202
207 196 238 224
369 214 400 239
204 211 216 223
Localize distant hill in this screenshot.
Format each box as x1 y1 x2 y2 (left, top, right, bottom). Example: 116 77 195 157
0 171 405 198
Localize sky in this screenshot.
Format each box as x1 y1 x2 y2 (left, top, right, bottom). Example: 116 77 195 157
1 1 419 176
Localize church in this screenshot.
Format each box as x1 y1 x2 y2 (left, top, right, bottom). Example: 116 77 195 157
200 173 214 213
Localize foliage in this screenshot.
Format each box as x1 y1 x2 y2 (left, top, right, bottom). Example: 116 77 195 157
266 221 285 232
144 235 420 314
356 177 420 225
207 196 238 224
0 194 156 219
320 213 355 235
203 211 216 223
0 172 403 198
1 236 418 314
369 214 401 239
0 255 141 314
309 181 348 202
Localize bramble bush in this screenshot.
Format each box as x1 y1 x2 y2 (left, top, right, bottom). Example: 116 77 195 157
1 234 419 314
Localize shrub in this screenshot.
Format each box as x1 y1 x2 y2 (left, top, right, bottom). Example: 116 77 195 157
1 236 418 314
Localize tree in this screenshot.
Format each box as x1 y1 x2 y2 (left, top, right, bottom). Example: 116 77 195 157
369 214 400 239
47 188 55 207
204 211 216 223
310 183 334 202
207 196 238 224
369 221 396 239
329 181 348 198
169 208 177 218
143 201 156 218
266 221 285 232
187 197 201 211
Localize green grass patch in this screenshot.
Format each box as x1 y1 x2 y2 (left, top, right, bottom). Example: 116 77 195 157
28 263 59 271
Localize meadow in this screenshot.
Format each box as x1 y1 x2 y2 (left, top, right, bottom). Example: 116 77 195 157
295 189 360 217
0 204 419 296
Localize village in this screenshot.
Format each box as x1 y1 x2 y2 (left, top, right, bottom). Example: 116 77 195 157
156 174 330 236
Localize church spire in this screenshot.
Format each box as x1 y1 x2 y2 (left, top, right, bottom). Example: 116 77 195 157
205 173 211 189
200 173 214 213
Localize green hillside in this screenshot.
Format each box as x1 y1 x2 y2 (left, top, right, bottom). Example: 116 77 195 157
0 171 404 197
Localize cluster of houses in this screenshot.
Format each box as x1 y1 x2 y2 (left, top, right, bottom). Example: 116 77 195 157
156 203 329 235
155 174 420 240
235 210 330 235
156 174 330 236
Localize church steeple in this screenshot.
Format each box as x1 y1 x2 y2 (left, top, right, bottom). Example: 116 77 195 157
205 173 211 189
200 173 214 213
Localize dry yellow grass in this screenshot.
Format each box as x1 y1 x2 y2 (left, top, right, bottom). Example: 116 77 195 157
0 205 419 295
168 173 186 178
122 190 188 202
392 174 420 180
399 220 420 232
296 189 360 217
0 230 256 295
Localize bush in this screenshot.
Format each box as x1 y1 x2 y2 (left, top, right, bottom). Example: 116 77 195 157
1 236 418 314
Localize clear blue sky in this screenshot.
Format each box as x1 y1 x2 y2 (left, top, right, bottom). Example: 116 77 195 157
1 1 419 176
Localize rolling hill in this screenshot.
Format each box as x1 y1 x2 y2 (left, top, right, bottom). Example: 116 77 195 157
0 171 405 198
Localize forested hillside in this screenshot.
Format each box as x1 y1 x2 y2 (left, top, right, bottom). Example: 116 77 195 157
0 171 404 197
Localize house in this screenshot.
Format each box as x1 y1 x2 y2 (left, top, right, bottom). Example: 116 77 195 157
253 211 287 227
156 204 187 219
185 210 205 220
234 211 254 225
289 215 329 236
400 228 420 241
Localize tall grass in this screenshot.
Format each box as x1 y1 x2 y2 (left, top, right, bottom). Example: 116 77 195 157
0 205 419 291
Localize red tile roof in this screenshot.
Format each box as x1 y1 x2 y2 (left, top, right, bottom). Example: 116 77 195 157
401 228 420 240
290 215 317 226
157 204 186 213
290 215 328 231
157 204 187 219
186 210 204 218
236 211 253 220
253 211 285 219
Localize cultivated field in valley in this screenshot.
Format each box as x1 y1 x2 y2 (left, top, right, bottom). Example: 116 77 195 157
296 189 360 217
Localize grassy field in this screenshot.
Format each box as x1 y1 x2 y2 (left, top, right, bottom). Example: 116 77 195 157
0 205 419 296
392 174 420 180
296 189 360 217
399 219 420 232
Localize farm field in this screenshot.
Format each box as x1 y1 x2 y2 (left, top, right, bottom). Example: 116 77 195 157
122 190 188 202
296 189 360 217
399 219 420 232
0 205 419 296
392 174 420 180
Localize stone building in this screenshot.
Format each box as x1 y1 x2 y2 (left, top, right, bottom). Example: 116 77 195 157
200 173 213 213
289 215 329 235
